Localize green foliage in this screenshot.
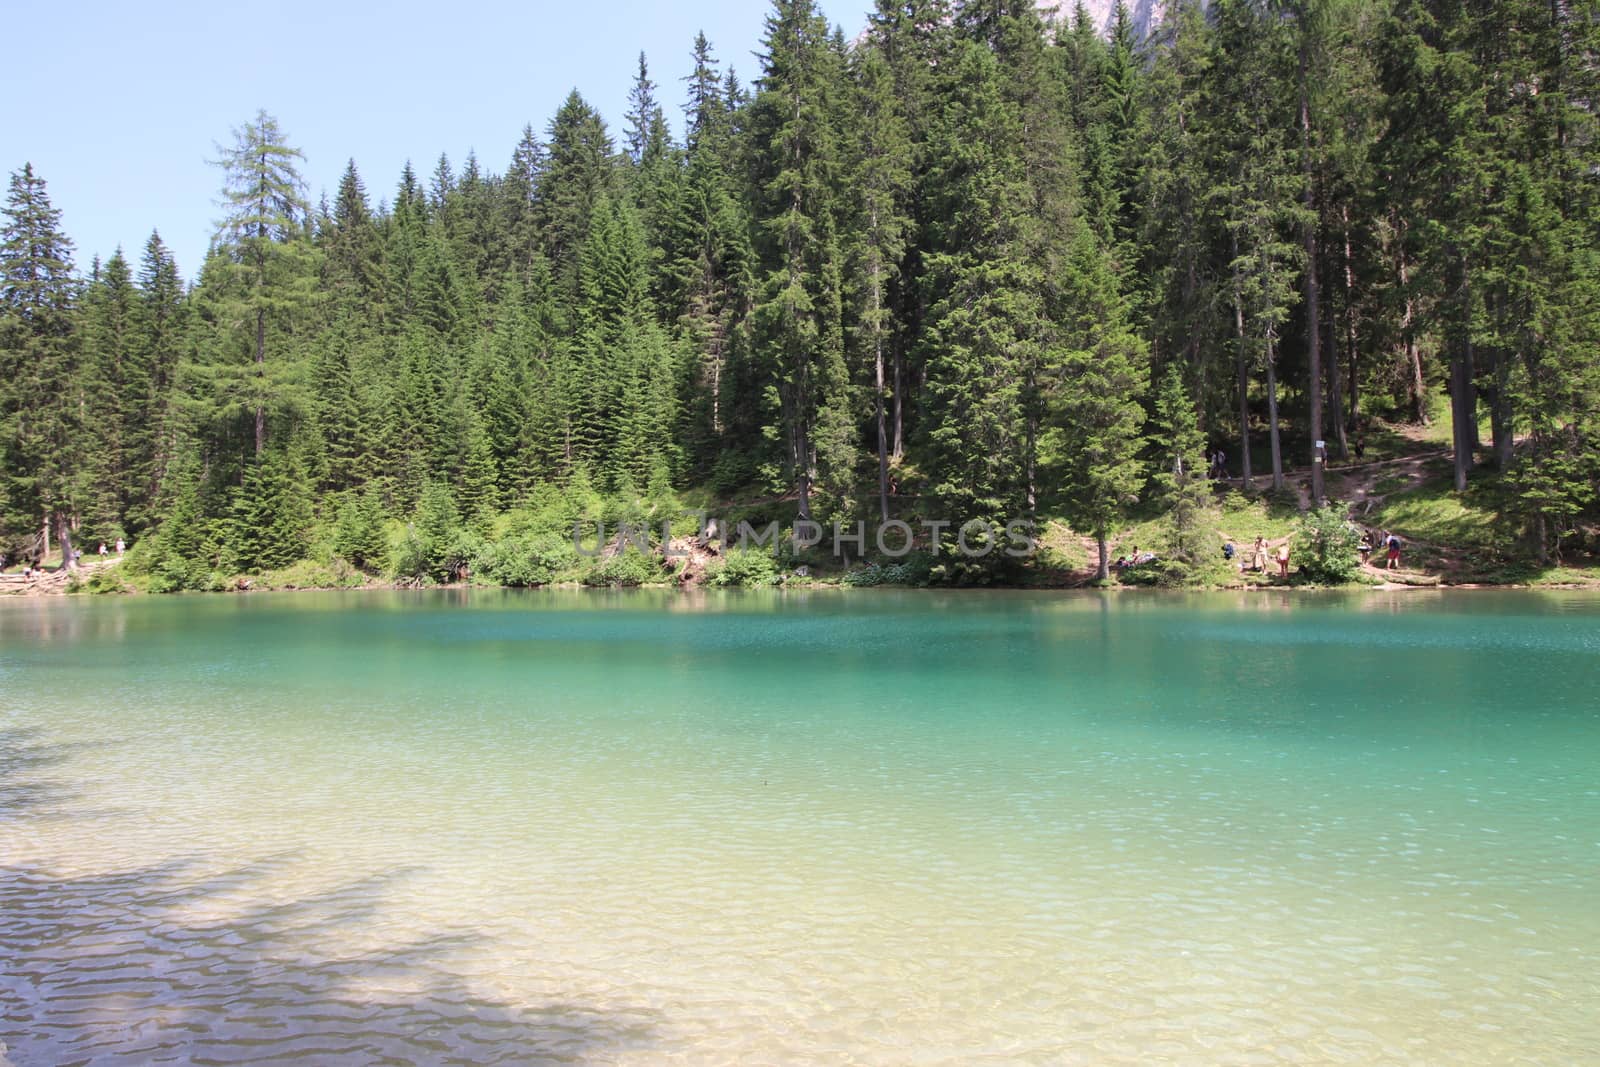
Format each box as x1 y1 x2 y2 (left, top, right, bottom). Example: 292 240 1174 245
7 0 1599 590
475 532 578 587
581 549 663 587
839 556 930 587
1292 501 1363 583
705 546 779 588
333 487 389 572
1148 363 1215 562
229 450 313 572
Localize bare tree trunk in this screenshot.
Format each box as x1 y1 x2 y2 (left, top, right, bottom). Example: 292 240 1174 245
1266 334 1284 493
1397 244 1427 423
54 513 78 573
254 306 267 456
1299 57 1324 505
1450 337 1475 492
1024 365 1038 516
1096 531 1109 582
891 345 903 460
1408 326 1428 425
1325 287 1347 459
1341 207 1360 435
873 320 890 524
1233 270 1254 491
1489 343 1514 470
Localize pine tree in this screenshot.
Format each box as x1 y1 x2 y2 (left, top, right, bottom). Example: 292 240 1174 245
129 231 186 532
849 43 912 522
1054 230 1148 580
1209 0 1304 493
334 484 389 572
79 249 138 537
539 91 618 298
1149 362 1214 562
0 163 81 565
230 446 312 571
921 41 1040 525
325 159 385 315
203 110 320 457
749 0 854 519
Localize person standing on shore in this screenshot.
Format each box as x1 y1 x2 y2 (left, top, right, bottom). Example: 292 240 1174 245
1277 542 1291 579
1386 533 1402 571
115 538 125 557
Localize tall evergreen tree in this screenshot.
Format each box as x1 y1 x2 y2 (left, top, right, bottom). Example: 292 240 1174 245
202 110 319 457
750 0 854 519
0 163 80 565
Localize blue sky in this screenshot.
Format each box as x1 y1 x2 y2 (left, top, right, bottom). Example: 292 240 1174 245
2 0 868 282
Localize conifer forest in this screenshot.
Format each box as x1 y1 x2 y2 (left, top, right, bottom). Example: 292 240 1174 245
3 0 1598 590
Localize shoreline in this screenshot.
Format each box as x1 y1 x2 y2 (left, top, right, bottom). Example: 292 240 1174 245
7 572 1598 600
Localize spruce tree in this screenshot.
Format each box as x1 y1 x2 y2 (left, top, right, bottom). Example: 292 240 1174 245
1054 230 1148 580
0 163 81 566
1149 362 1214 562
749 0 854 520
849 44 911 521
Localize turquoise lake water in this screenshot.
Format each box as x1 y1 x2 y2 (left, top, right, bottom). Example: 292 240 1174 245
1 589 1597 1064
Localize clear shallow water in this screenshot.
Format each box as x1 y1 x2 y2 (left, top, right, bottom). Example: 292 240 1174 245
1 588 1597 1065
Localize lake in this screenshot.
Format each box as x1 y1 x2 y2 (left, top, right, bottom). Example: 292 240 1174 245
2 589 1597 1064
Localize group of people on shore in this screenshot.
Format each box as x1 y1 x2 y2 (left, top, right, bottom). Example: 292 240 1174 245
1226 536 1293 578
1359 530 1405 570
1220 528 1405 579
1113 546 1158 574
2 538 124 582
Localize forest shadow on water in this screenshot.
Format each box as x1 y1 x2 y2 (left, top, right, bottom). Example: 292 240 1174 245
0 726 660 1066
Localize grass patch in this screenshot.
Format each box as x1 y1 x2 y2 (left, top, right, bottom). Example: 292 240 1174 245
1367 474 1513 557
1029 520 1090 576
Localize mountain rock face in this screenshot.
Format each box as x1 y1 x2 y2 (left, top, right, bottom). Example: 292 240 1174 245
1039 0 1173 40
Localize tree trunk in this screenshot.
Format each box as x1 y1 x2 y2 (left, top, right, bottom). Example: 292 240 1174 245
1395 238 1428 424
1265 335 1284 493
1341 207 1360 435
891 344 904 460
254 306 267 456
1096 531 1109 582
796 470 811 523
1408 328 1428 424
1450 337 1475 492
1299 56 1324 505
874 325 890 524
1233 274 1254 491
54 512 78 573
1024 368 1038 517
1325 260 1348 460
1489 344 1514 471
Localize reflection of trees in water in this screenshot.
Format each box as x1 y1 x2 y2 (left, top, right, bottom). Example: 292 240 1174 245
0 727 659 1065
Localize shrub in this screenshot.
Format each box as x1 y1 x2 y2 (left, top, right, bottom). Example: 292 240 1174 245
262 558 366 590
1116 554 1237 587
840 556 931 587
1293 502 1364 583
581 549 662 587
85 568 131 595
476 533 578 587
392 527 433 585
706 547 779 588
